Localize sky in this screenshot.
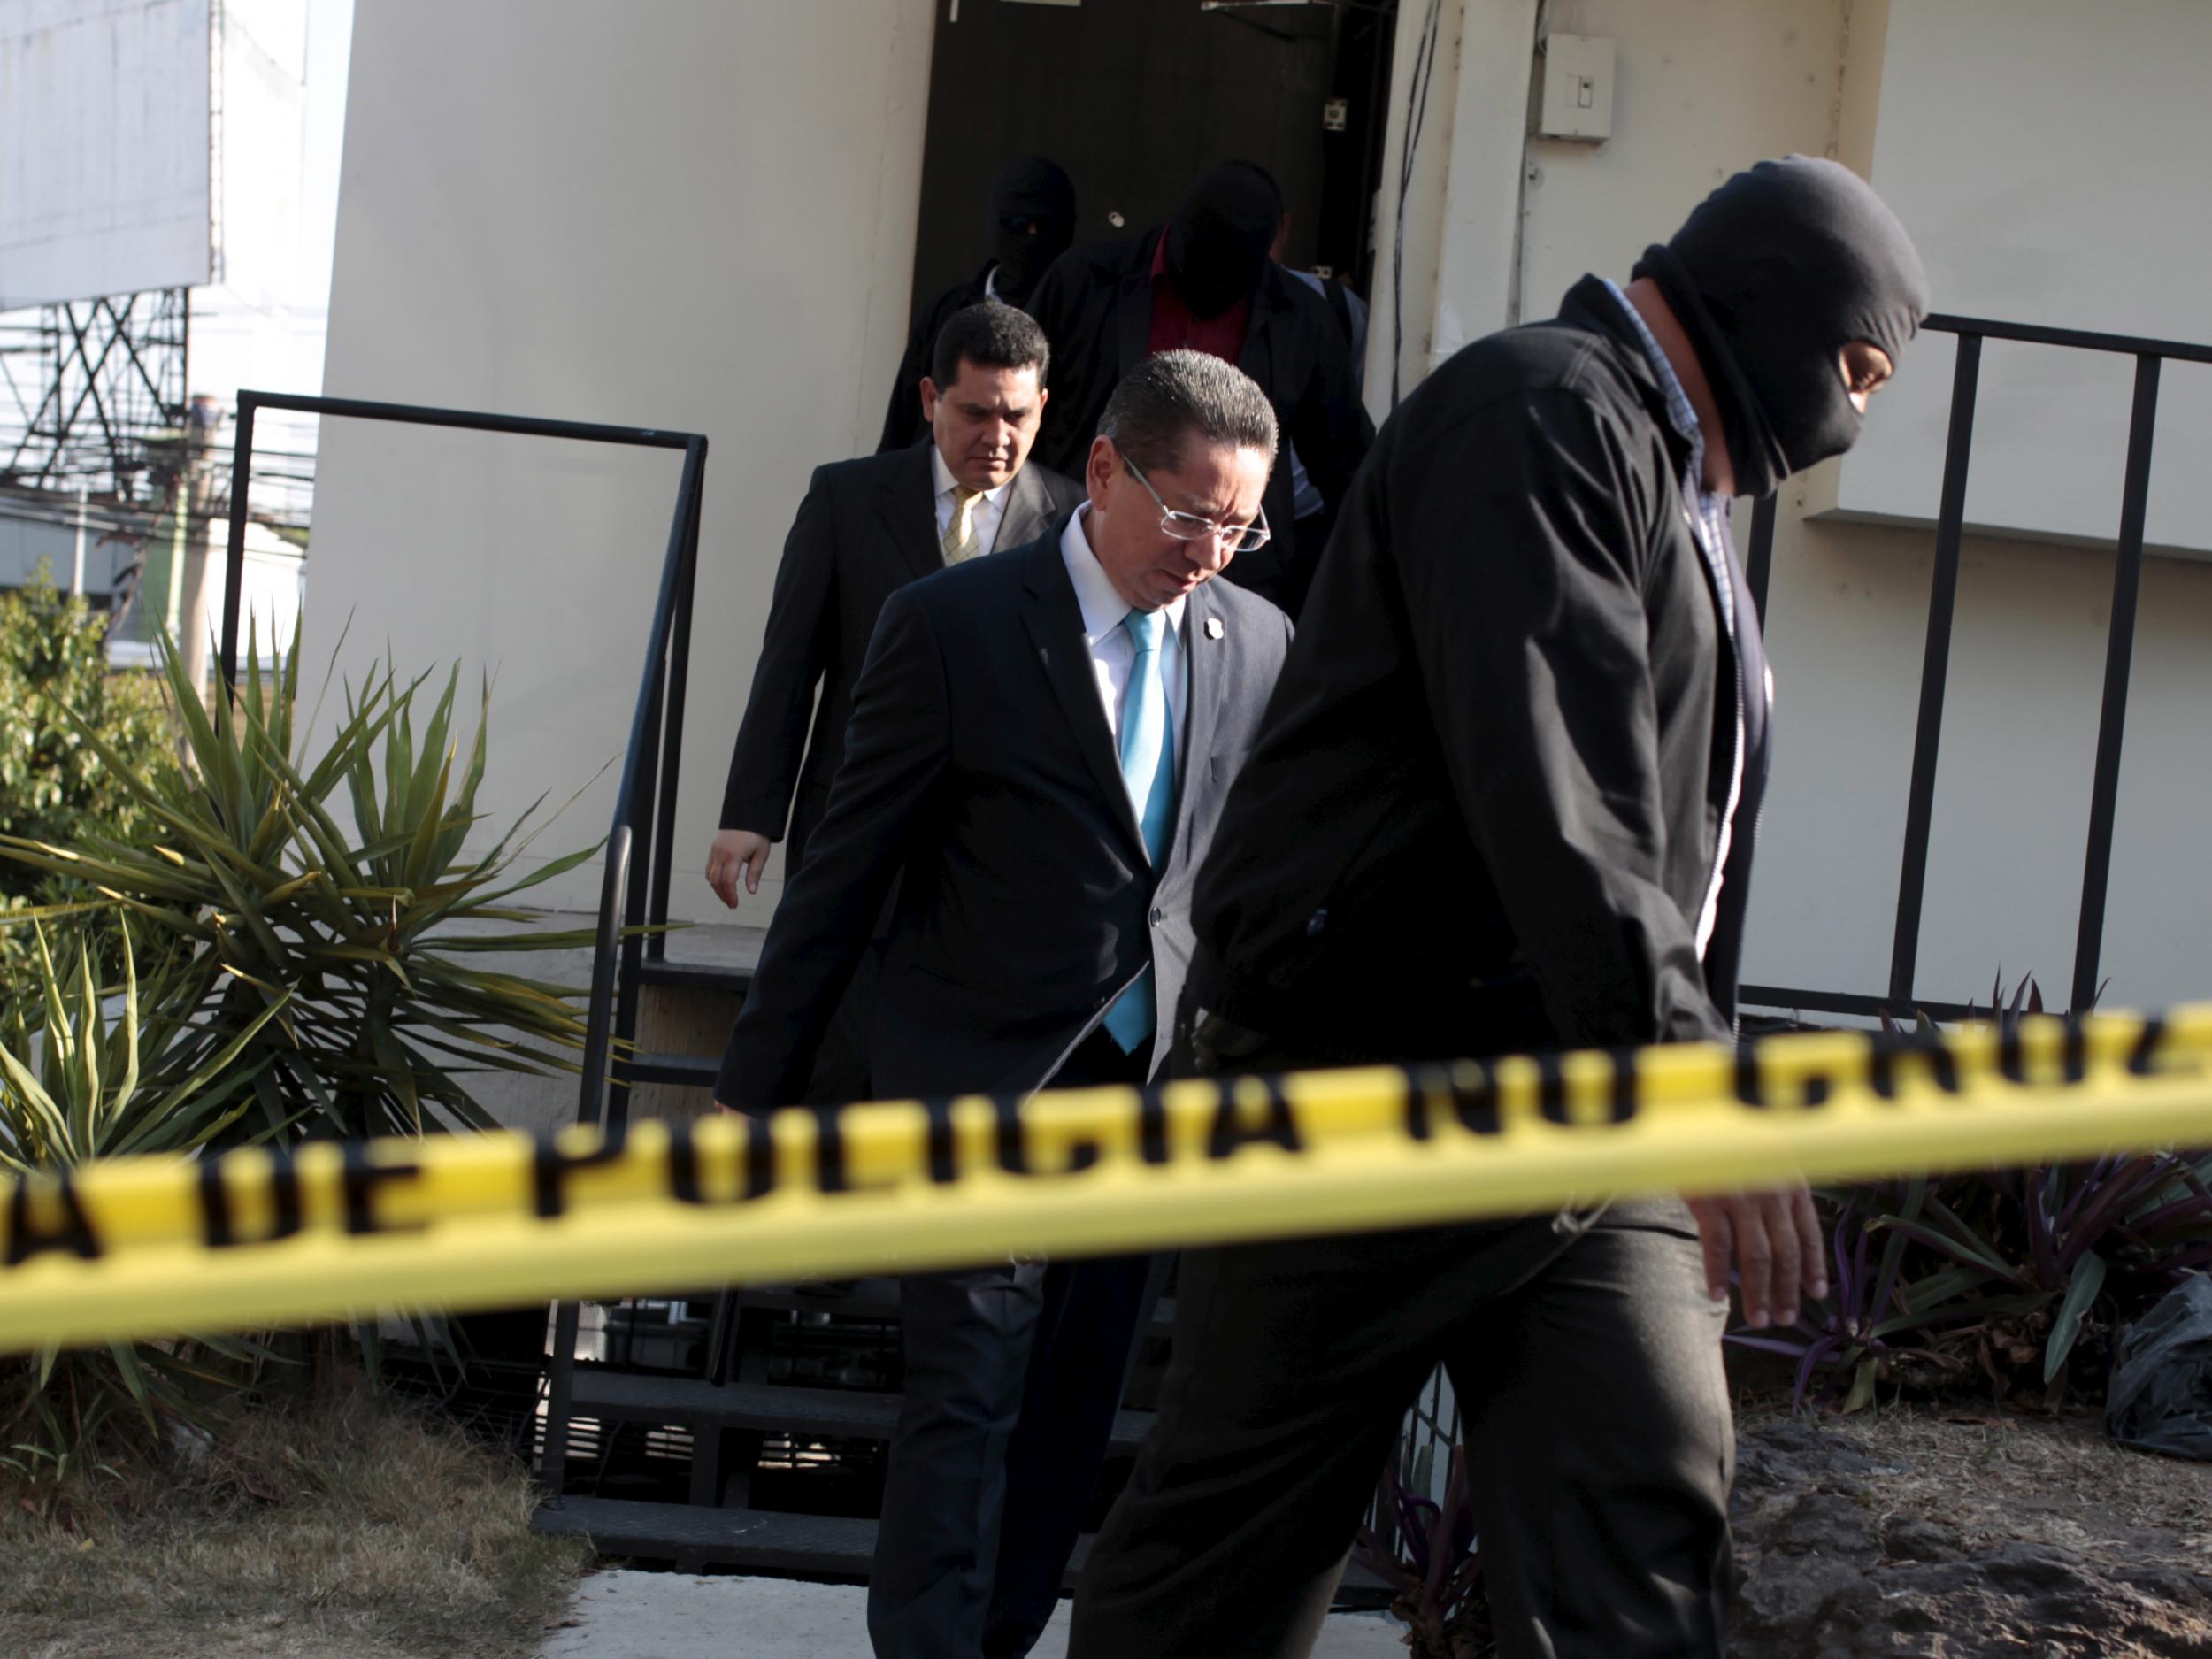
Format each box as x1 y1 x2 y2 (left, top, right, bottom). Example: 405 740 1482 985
301 0 354 311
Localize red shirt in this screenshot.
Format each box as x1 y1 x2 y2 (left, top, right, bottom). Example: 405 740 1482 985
1146 227 1250 364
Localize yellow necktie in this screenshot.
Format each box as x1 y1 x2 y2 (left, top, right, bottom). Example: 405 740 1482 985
943 485 985 563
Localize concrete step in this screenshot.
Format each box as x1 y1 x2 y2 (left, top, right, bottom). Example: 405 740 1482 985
533 1498 1101 1584
531 1497 1397 1605
638 919 769 998
534 1496 874 1575
625 1048 718 1087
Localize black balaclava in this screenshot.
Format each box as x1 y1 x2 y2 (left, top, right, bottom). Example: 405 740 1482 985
987 157 1076 307
1165 165 1280 320
1632 156 1930 498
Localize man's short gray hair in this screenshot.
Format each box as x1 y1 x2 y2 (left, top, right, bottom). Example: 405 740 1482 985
1097 349 1279 475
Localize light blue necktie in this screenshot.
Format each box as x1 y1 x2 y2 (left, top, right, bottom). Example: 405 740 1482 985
1102 608 1176 1054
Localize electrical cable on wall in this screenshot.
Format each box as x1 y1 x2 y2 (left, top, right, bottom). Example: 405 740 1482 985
1390 0 1444 411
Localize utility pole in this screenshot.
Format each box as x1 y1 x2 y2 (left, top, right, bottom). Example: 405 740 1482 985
178 393 224 710
70 485 88 596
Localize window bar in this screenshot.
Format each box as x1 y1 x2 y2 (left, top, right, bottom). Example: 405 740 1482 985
1886 332 1982 1010
2070 354 2162 1014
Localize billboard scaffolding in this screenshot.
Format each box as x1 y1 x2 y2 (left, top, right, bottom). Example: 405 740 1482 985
0 288 188 503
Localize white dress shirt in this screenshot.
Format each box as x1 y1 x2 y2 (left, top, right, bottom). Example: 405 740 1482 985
930 442 1011 557
1058 503 1187 757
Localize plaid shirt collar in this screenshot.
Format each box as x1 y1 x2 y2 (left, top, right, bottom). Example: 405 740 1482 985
1600 279 1735 635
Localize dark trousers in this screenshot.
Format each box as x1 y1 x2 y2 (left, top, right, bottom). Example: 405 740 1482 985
868 1029 1157 1659
1067 1025 1735 1659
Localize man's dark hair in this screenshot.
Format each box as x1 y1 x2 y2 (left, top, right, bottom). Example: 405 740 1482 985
929 300 1050 392
1097 349 1278 475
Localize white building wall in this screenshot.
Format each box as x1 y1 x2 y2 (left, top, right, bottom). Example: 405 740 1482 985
1374 0 2212 1013
311 0 2212 1013
0 493 132 594
1837 0 2212 557
311 0 936 916
1749 0 2212 1018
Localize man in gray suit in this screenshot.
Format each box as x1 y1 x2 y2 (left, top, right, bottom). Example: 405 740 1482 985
706 302 1085 1101
715 350 1294 1658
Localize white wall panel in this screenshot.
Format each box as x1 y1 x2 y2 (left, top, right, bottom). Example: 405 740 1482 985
0 0 213 305
1839 0 2212 557
311 0 936 917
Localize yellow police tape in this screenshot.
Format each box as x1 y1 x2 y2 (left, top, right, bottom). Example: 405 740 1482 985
3 1005 2210 1354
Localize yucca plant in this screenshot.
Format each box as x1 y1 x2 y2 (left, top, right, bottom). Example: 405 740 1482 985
0 624 606 1141
0 922 290 1485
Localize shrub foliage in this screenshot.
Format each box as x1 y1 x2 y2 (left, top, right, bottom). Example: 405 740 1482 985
0 617 609 1479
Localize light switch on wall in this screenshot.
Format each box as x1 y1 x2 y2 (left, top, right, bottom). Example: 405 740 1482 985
1539 34 1615 142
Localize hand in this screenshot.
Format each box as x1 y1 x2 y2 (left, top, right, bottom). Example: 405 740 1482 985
1685 1185 1827 1331
705 829 771 909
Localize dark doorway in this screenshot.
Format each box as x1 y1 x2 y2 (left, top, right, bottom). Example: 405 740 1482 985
908 0 1399 315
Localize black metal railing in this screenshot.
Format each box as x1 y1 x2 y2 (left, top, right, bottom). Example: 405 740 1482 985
217 391 707 1482
1740 314 2212 1025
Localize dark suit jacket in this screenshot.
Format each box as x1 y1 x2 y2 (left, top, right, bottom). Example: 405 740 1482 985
718 441 1085 873
716 521 1294 1109
1025 229 1374 604
1188 275 1772 1065
876 263 994 455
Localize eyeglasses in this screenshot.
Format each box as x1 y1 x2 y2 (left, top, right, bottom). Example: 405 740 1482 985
1121 455 1272 554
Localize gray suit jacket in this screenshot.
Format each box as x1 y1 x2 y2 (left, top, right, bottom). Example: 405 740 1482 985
716 519 1293 1107
718 439 1085 872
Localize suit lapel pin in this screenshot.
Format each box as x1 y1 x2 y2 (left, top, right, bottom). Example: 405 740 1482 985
1203 617 1224 641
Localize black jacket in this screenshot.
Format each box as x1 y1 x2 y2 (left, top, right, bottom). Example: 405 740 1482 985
1025 230 1373 606
718 441 1084 872
876 263 994 455
717 523 1293 1108
1189 276 1772 1064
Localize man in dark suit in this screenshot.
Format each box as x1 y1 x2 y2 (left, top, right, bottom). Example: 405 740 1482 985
707 302 1084 1100
1071 158 1929 1659
1025 163 1373 613
715 350 1294 1659
878 157 1077 453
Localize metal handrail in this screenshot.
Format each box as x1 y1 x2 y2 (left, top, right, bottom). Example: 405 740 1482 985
217 391 704 1092
215 392 708 1487
1740 311 2201 1023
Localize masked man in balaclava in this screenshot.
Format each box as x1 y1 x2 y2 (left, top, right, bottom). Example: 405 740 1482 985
1026 163 1373 614
1069 157 1929 1659
877 157 1077 453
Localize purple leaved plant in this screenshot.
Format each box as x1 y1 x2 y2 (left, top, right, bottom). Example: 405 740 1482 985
1729 974 2212 1412
1351 1446 1487 1658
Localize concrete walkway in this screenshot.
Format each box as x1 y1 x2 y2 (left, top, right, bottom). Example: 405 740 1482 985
537 1571 1407 1657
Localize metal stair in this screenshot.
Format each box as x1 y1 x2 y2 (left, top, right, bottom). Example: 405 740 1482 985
566 1370 1158 1453
535 1248 1181 1578
536 928 1181 1582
